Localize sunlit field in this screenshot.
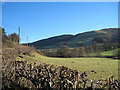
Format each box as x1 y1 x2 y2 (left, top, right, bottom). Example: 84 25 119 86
16 52 119 80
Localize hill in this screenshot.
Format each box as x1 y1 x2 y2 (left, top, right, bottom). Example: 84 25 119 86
24 28 119 49
2 27 120 89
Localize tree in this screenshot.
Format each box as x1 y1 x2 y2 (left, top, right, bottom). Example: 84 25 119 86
2 28 9 43
57 45 71 57
92 41 98 53
79 47 85 56
85 45 94 56
103 39 109 51
71 47 79 57
9 33 19 42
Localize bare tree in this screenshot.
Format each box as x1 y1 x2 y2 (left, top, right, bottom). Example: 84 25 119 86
57 45 71 57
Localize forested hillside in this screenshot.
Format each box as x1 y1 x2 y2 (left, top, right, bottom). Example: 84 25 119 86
26 28 119 49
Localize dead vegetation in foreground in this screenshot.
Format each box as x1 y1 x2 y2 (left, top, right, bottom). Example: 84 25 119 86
2 47 120 89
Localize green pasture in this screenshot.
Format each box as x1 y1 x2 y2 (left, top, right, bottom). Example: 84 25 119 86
90 48 119 56
16 52 119 80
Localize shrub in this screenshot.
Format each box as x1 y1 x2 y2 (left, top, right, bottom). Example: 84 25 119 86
7 40 13 48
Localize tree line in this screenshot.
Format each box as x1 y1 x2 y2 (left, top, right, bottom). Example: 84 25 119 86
2 28 19 48
39 42 119 58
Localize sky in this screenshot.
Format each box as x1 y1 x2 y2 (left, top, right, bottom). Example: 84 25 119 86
2 2 118 43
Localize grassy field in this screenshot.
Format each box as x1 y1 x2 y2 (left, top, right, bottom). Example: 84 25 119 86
90 48 119 56
101 49 119 56
16 51 119 80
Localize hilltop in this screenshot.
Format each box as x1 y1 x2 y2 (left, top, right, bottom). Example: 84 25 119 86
25 28 119 49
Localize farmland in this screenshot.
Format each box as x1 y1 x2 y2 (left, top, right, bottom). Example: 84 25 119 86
16 51 119 80
2 46 119 89
2 27 120 89
90 48 119 56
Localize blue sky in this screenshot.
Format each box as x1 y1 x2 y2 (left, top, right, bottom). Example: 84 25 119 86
2 2 118 43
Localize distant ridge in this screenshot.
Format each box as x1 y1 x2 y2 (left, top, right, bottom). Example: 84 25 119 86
23 28 119 49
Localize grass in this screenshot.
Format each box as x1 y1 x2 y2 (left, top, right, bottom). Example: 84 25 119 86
101 49 119 56
16 51 119 80
90 48 119 56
